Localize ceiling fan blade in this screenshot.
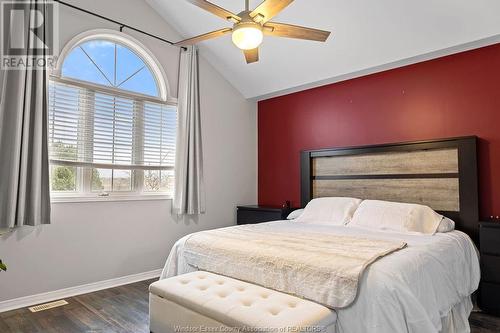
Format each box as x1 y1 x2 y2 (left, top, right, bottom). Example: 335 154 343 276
264 22 331 42
187 0 241 22
244 48 259 64
250 0 294 23
174 28 232 46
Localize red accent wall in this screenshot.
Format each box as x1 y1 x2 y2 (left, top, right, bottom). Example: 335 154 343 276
258 43 500 219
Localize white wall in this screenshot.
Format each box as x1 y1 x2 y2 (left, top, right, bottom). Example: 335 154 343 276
0 0 257 302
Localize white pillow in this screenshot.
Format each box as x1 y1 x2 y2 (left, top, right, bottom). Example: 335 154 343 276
437 217 455 233
287 209 304 220
349 200 443 235
296 197 362 225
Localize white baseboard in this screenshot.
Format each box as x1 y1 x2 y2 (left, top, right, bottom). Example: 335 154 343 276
0 269 162 313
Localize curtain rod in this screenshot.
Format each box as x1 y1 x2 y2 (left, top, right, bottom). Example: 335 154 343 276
54 0 187 50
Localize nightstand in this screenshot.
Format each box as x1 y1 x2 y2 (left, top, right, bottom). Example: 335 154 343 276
236 205 295 225
478 222 500 315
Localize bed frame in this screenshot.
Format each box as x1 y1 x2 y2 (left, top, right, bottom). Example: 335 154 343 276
300 136 479 242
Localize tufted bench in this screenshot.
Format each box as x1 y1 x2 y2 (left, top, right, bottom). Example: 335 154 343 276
149 271 337 333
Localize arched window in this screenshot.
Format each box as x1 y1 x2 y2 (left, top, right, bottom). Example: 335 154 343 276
49 30 176 199
62 39 159 97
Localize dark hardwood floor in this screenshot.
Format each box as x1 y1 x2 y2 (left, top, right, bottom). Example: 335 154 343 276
0 279 155 333
1 279 499 332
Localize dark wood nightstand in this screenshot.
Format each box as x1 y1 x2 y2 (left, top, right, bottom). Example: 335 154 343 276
479 222 500 315
236 205 295 225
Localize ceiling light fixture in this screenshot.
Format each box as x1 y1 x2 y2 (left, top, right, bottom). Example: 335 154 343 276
231 22 263 50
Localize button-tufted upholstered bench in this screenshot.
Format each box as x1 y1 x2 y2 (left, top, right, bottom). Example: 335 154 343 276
149 271 337 333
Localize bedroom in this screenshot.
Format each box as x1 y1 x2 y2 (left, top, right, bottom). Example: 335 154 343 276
0 0 499 332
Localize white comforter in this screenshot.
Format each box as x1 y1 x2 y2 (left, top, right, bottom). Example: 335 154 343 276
161 221 480 333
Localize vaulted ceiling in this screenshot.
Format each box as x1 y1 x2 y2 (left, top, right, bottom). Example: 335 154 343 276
147 0 500 100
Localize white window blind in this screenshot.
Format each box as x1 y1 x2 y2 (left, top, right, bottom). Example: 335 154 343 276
48 80 176 172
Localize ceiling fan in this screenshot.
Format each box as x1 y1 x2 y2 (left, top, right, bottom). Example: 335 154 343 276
174 0 331 64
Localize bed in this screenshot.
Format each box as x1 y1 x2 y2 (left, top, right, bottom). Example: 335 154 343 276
161 136 481 333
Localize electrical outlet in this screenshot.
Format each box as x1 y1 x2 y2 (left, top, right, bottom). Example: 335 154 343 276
490 215 500 222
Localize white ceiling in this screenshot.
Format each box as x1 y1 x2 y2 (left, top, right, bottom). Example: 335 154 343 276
147 0 500 100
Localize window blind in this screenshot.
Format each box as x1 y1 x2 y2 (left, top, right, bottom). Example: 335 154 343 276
48 80 176 170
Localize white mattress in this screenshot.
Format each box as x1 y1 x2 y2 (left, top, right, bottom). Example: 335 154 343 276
161 221 480 333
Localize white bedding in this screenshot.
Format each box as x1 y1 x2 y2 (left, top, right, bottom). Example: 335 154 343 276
161 221 480 333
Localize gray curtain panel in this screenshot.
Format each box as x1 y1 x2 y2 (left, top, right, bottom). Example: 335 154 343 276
0 0 51 228
172 46 205 215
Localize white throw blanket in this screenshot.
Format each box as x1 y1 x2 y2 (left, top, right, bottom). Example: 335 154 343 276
180 223 406 308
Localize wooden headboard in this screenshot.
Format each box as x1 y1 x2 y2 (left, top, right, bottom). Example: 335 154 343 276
300 136 479 242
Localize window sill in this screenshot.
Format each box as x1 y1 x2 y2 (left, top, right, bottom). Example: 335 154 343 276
50 194 173 204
